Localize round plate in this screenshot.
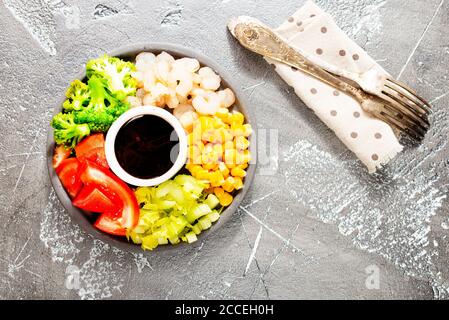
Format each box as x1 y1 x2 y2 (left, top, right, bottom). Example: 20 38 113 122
47 43 257 254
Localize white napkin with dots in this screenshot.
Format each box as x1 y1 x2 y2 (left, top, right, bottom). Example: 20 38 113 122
265 0 403 173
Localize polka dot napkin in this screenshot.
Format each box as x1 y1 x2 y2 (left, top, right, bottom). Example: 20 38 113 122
265 1 403 173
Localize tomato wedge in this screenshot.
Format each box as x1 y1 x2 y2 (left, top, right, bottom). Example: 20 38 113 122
72 185 120 213
75 133 109 168
52 145 71 169
78 160 139 230
56 158 82 198
94 211 127 236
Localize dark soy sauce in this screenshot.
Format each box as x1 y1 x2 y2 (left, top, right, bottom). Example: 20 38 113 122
114 115 179 180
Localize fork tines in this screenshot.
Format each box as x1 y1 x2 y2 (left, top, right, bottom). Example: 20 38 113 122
379 78 431 142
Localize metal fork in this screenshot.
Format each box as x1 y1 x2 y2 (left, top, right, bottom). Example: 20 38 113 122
228 17 431 141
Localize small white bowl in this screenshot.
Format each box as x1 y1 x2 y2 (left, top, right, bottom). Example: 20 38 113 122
105 106 188 187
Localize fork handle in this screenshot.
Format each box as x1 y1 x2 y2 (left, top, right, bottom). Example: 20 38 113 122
233 21 374 106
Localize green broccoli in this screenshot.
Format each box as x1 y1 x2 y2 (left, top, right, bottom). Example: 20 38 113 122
62 79 90 112
52 54 137 149
73 75 130 132
86 54 137 100
51 112 90 148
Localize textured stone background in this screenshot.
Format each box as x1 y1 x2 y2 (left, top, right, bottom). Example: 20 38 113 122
0 0 448 299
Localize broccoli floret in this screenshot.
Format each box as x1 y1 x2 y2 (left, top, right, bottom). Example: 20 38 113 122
86 54 137 100
51 112 90 148
73 75 129 132
62 79 90 112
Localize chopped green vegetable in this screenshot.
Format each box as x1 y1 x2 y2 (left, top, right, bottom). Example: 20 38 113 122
51 112 90 148
128 174 224 250
62 79 90 112
205 194 219 210
86 54 137 100
51 54 137 149
73 76 130 132
185 232 198 244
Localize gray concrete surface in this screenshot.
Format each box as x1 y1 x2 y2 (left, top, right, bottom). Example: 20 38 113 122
0 0 448 300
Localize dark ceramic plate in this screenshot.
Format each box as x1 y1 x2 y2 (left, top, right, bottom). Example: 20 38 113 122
47 43 256 253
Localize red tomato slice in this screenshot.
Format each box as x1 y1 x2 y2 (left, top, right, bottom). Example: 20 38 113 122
56 158 82 198
78 160 139 230
75 133 109 168
52 145 71 169
72 185 121 213
94 212 127 236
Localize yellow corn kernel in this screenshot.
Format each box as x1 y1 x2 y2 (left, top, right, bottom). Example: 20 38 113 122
218 162 230 178
221 114 233 125
243 124 252 137
187 133 194 145
224 129 234 141
231 124 245 136
199 116 214 130
209 170 225 187
192 122 203 138
201 129 215 143
223 176 235 193
226 162 236 169
188 146 202 165
214 187 225 198
235 136 249 150
212 118 226 129
224 149 237 166
215 114 231 125
235 150 251 165
231 112 245 126
237 163 248 170
202 145 219 165
243 150 251 163
233 176 243 190
203 162 218 171
187 164 203 175
196 170 211 180
224 140 234 150
204 187 215 194
213 143 223 156
231 167 246 178
214 130 225 144
213 128 229 144
219 192 233 206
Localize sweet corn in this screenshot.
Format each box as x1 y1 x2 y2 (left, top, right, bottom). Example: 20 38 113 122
185 109 251 205
243 124 252 137
224 129 234 142
224 149 237 165
235 136 249 150
231 124 245 136
233 176 243 190
203 162 218 171
231 112 244 126
222 176 235 193
237 163 248 170
218 192 233 206
209 170 225 187
218 162 229 178
196 170 210 180
242 150 251 163
214 187 225 198
199 116 214 130
231 167 246 178
204 187 215 194
224 140 234 150
188 164 203 175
